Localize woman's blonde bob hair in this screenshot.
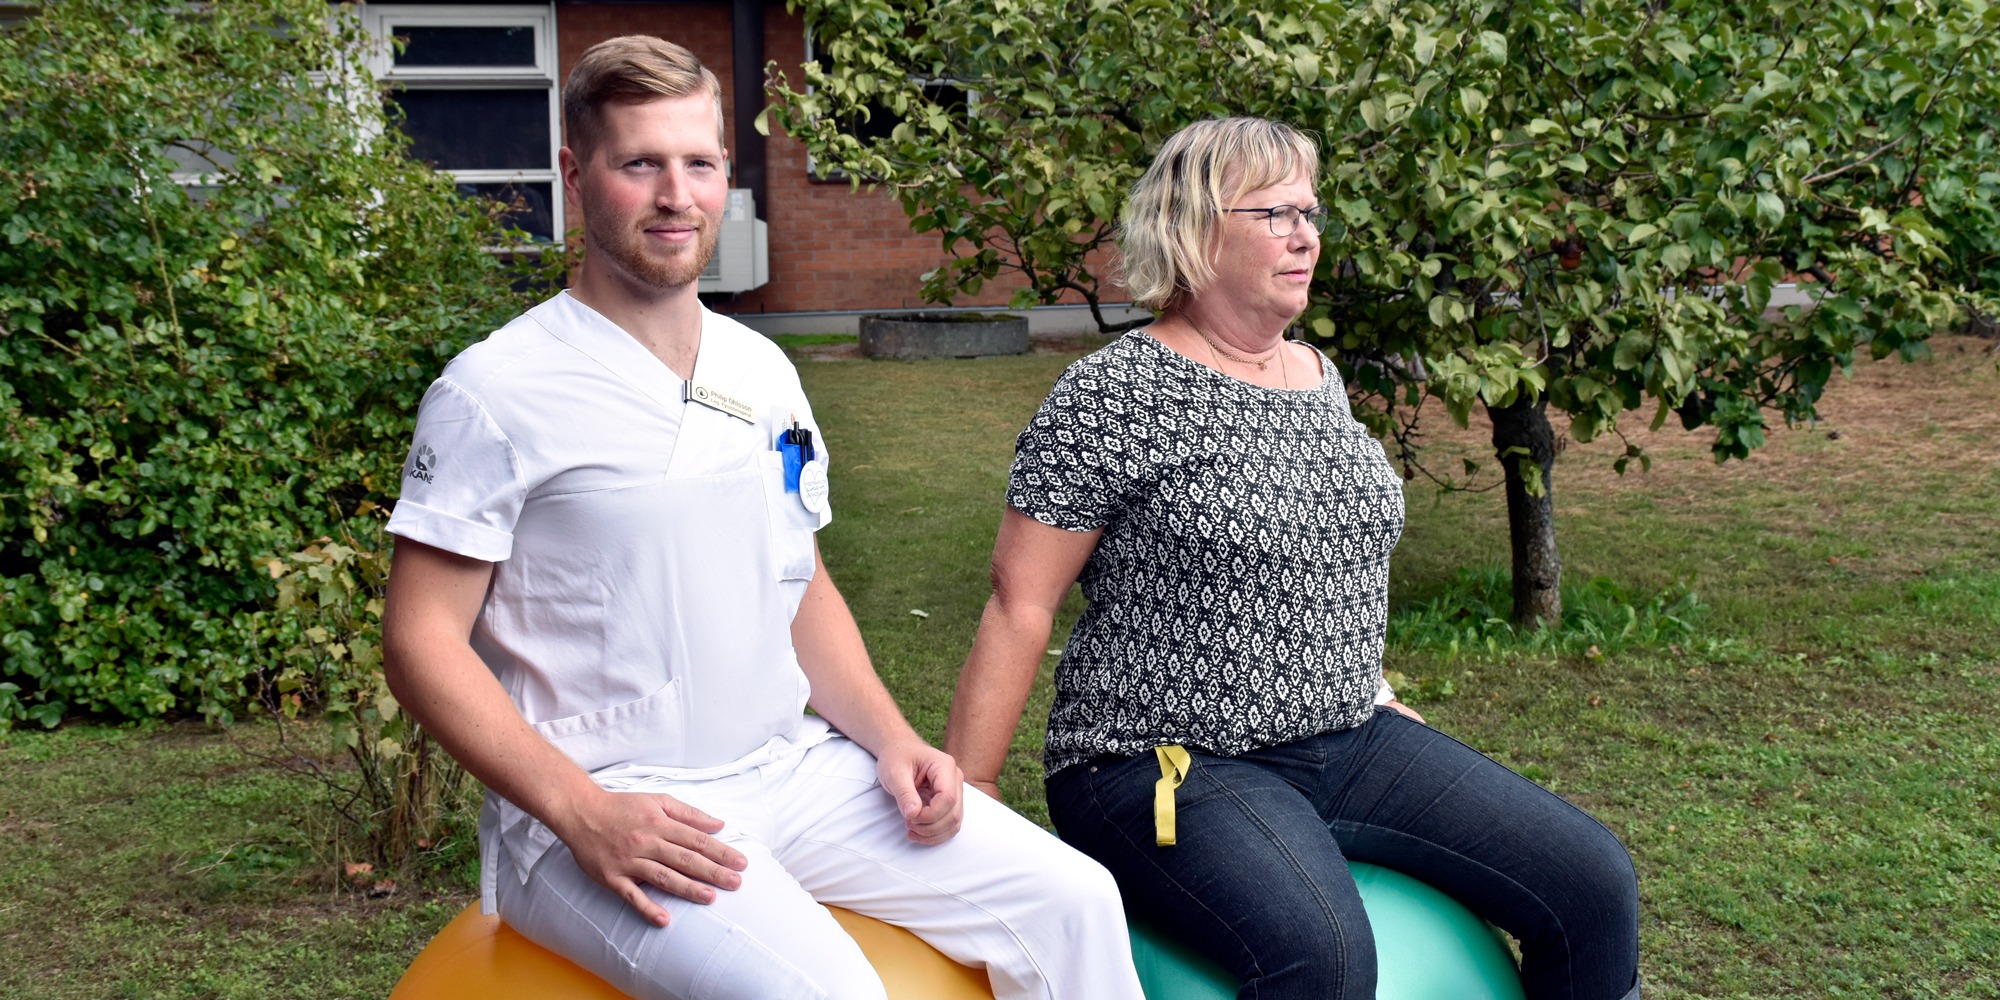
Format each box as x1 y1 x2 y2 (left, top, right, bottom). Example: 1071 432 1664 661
1117 117 1321 313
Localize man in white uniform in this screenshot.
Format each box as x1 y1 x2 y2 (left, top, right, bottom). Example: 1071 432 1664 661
381 35 1143 1000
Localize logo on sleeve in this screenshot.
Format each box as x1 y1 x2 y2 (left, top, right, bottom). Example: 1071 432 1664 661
406 444 437 485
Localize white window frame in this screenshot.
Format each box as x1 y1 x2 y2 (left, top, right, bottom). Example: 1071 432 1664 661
361 4 562 243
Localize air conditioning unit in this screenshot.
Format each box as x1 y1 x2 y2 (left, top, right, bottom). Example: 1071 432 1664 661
700 189 769 294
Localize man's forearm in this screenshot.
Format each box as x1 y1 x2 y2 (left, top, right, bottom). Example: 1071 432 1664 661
788 546 929 757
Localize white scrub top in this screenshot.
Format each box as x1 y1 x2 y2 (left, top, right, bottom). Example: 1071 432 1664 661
386 291 837 908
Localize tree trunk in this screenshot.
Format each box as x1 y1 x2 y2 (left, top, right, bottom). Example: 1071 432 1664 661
1487 397 1562 628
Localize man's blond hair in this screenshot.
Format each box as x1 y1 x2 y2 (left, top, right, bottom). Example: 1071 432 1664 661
563 35 725 158
1118 117 1321 313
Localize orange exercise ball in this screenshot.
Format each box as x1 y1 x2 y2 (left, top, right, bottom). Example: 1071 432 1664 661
389 903 995 1000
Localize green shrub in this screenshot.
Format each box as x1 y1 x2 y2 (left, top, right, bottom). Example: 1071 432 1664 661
0 0 546 726
257 508 475 873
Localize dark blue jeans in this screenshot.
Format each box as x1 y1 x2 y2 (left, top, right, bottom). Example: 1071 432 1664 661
1046 708 1640 1000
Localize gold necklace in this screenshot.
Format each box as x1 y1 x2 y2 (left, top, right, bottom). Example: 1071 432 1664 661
1191 322 1289 386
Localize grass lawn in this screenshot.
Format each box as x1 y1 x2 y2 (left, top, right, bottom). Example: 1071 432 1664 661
2 335 1994 998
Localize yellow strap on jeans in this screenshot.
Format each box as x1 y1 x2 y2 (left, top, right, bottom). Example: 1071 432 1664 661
1154 744 1192 846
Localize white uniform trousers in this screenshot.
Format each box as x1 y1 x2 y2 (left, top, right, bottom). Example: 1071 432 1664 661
495 736 1145 1000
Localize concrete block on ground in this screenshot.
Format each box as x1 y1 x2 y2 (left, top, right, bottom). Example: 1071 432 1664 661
859 312 1031 359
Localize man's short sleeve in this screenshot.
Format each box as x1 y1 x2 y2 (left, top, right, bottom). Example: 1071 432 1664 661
385 378 524 562
1005 359 1150 532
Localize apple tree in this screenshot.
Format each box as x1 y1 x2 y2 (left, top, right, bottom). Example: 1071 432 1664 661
767 0 1997 625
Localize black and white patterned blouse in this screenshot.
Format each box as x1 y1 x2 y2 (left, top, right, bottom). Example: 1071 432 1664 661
1008 330 1407 775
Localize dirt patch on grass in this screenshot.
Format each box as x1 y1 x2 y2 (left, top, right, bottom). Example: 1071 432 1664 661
1404 335 2000 498
1392 336 2000 581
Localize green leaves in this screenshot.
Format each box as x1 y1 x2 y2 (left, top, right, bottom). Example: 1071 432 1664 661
1459 86 1489 118
261 515 469 869
1661 243 1695 275
0 0 547 727
770 0 1992 591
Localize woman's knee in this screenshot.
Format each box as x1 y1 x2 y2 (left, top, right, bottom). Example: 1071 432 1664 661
1245 903 1377 1000
1579 826 1641 975
1508 819 1639 1000
1117 834 1377 999
1563 818 1640 931
1050 754 1383 998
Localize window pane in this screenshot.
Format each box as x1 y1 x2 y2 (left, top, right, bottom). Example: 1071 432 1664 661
834 82 971 144
164 142 234 176
459 181 555 242
394 26 537 68
393 89 550 171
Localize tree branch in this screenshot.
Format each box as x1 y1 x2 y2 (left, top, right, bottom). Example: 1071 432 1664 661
1804 132 1908 185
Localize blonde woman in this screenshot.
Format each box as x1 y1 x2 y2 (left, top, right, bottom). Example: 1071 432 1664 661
946 117 1641 1000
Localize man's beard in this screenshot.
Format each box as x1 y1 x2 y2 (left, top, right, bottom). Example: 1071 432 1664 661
588 211 722 290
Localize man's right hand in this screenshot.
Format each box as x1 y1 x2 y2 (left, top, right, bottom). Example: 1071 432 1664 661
552 787 749 927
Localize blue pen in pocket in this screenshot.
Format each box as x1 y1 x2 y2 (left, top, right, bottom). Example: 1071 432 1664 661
778 418 814 492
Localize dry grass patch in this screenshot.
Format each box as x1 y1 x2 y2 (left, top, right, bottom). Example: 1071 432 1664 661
1389 336 2000 608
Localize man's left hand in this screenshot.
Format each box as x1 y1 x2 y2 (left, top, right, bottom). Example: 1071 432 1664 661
877 741 965 845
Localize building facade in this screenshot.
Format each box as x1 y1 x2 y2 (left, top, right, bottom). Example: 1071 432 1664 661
363 1 1134 331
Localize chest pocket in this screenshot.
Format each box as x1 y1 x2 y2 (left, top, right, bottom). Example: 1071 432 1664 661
759 451 822 581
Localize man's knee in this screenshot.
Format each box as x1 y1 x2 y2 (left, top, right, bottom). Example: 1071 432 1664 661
629 925 887 1000
814 975 892 1000
982 832 1130 952
1046 845 1124 912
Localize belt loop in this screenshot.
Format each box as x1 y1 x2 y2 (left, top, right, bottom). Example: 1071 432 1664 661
1153 744 1192 846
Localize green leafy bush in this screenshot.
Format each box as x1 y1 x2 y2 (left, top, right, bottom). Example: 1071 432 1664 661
257 509 474 873
0 0 545 726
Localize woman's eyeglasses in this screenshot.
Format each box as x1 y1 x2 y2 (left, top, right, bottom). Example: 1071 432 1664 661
1225 204 1331 237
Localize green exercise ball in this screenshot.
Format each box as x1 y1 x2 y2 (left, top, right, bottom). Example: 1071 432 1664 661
1127 862 1526 1000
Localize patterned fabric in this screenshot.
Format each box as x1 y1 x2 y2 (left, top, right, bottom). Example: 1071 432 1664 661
1008 331 1407 775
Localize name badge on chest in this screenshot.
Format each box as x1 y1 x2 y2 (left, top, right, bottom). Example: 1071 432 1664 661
685 380 756 423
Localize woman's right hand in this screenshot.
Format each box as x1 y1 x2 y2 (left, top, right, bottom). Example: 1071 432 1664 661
1384 698 1426 724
